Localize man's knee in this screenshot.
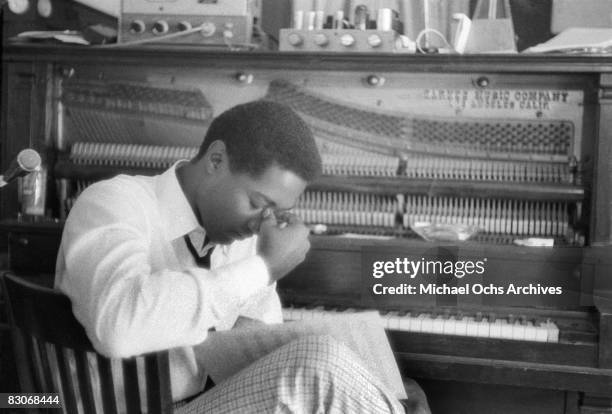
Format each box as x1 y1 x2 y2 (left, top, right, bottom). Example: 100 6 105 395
277 335 405 413
281 334 388 397
284 334 358 374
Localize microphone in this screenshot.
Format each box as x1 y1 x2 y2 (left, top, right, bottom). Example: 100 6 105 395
0 149 42 188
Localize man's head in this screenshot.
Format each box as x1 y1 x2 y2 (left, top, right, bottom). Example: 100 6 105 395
196 100 321 181
179 100 322 244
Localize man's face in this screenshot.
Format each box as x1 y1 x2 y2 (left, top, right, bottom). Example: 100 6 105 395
195 161 307 245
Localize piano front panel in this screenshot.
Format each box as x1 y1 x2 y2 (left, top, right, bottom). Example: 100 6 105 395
282 237 587 309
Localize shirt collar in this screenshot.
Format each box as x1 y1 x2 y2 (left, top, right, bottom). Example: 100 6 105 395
156 160 204 242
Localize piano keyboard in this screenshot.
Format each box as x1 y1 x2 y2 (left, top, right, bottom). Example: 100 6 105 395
282 306 560 343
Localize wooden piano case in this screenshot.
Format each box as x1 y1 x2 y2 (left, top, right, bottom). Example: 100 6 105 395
2 44 612 412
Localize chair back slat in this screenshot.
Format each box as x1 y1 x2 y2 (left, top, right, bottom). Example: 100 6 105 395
55 344 79 414
75 350 97 413
145 353 173 414
28 336 51 394
35 338 55 393
23 334 43 392
1 272 174 414
123 358 142 414
97 354 119 414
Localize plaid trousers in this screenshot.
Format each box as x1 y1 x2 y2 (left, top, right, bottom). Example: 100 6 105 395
175 335 407 414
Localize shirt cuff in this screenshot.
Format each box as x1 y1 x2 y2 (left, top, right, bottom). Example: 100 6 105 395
213 255 271 303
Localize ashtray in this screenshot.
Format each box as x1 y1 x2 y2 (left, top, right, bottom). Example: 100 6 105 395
410 221 479 242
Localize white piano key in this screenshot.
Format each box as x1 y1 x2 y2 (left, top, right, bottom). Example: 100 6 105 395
432 315 445 334
512 320 526 341
545 319 560 343
411 314 427 333
490 319 504 339
443 316 457 335
420 314 434 333
523 321 537 341
500 319 514 339
398 313 413 332
476 318 490 338
454 316 468 336
386 311 402 330
535 321 549 342
466 317 479 337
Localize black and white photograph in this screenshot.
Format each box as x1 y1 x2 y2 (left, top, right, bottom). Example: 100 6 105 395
0 0 611 413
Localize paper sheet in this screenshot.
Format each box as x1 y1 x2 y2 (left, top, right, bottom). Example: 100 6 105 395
194 311 407 399
525 28 612 53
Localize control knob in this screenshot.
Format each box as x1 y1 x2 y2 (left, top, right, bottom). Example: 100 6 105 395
152 20 169 35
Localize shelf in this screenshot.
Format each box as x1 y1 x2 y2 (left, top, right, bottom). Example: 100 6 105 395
311 175 586 201
6 44 612 74
306 233 583 255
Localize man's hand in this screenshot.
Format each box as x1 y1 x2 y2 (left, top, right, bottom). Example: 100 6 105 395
257 209 310 282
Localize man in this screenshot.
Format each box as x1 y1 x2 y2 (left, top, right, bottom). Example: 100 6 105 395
56 100 423 413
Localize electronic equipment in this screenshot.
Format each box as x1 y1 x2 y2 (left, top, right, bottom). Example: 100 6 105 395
279 3 408 52
118 0 256 45
279 28 401 52
2 0 118 42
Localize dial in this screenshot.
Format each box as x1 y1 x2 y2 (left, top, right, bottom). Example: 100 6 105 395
340 34 355 47
7 0 30 14
37 0 52 18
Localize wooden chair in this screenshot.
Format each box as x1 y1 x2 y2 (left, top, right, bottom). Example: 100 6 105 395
1 271 174 414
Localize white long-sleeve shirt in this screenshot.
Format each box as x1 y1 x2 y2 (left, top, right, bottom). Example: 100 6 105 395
55 161 282 402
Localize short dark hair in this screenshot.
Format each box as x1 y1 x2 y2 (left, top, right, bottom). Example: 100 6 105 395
197 100 322 182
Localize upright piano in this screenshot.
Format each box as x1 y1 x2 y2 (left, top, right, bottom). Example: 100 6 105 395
1 44 612 413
